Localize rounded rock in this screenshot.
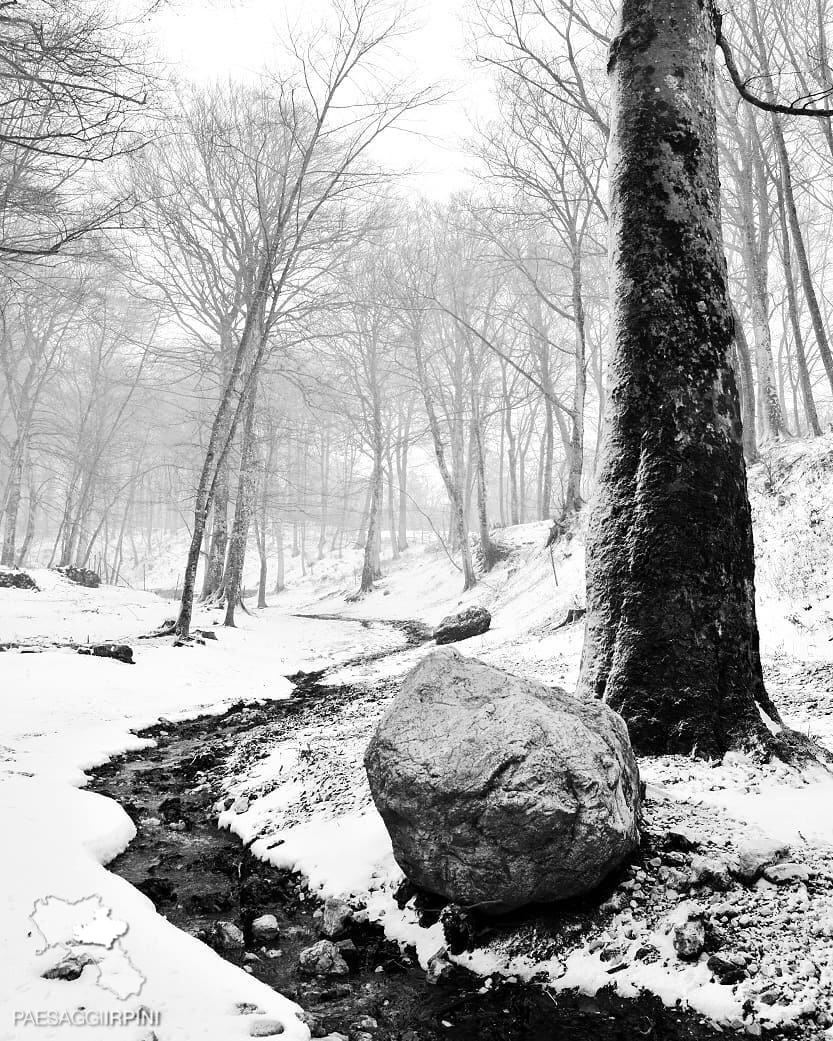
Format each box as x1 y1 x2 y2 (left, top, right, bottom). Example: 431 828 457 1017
364 648 641 913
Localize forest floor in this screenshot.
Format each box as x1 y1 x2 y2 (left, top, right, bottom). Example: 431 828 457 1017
3 435 833 1041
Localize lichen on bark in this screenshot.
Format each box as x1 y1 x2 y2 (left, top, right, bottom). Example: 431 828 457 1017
578 0 786 758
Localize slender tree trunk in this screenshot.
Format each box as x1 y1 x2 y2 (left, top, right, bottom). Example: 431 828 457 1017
738 200 784 439
541 397 554 520
563 247 588 519
465 344 494 568
202 464 229 599
396 402 412 551
771 122 833 396
273 516 285 593
774 172 822 435
415 331 476 590
224 379 260 627
386 446 399 561
354 480 372 549
1 449 23 566
731 307 759 462
579 0 782 758
360 460 384 592
503 392 520 526
16 481 37 568
318 424 330 560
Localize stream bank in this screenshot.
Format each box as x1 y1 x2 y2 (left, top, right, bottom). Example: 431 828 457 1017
87 660 742 1041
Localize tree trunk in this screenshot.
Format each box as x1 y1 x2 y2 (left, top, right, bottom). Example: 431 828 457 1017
579 0 781 758
774 170 822 436
318 424 330 560
224 380 259 627
771 120 833 397
386 446 399 561
201 463 229 599
731 306 759 462
360 462 383 592
273 516 285 593
415 331 476 590
16 480 37 568
736 169 784 440
465 343 495 569
396 402 412 551
563 247 588 519
1 450 23 566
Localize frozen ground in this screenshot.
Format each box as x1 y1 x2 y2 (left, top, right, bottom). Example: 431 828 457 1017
3 435 833 1039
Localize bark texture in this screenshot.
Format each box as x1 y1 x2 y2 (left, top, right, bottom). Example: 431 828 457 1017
579 0 780 758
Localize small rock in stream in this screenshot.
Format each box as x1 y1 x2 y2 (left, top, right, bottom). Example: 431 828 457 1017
252 913 280 942
320 898 353 939
298 940 349 977
425 946 454 985
212 921 245 949
673 919 705 961
706 954 747 984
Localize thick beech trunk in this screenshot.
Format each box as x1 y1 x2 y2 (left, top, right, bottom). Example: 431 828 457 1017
579 0 781 758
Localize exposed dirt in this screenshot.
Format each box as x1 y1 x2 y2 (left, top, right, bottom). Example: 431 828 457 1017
86 665 746 1041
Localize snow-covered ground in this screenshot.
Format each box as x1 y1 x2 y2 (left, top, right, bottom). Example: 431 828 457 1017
4 435 833 1040
0 572 403 1041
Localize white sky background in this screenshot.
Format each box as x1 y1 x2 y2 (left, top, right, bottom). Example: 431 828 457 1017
150 0 492 197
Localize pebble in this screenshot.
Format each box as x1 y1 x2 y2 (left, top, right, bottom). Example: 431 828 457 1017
252 914 280 942
426 947 454 985
298 940 349 977
763 862 810 885
321 898 354 939
673 920 705 961
214 921 245 949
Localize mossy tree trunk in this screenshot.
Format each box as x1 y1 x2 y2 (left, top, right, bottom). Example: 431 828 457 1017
578 0 782 758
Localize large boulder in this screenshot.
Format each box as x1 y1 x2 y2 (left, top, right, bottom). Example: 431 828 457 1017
364 648 641 913
433 606 491 645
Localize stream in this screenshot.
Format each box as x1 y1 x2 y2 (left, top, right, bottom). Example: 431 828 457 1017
88 617 742 1041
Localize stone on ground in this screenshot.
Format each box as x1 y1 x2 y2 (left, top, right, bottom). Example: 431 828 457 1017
77 642 134 664
673 919 706 960
735 829 790 881
248 1019 284 1037
433 606 491 645
320 897 352 939
298 939 349 977
364 647 641 913
251 914 279 942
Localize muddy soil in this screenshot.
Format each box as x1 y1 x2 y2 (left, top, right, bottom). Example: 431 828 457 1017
88 671 749 1041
